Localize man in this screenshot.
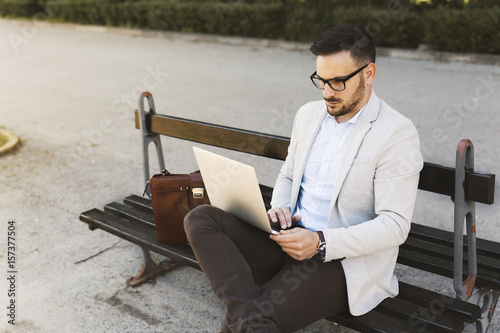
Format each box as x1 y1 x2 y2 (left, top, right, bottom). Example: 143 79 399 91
184 24 423 332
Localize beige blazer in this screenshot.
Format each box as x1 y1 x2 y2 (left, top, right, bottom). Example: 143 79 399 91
271 91 423 316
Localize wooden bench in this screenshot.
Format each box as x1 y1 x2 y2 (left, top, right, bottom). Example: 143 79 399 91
80 92 499 333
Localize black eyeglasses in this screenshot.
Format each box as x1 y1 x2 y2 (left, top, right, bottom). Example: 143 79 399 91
310 64 369 91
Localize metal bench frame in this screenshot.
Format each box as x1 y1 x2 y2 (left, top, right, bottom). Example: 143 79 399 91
454 141 499 332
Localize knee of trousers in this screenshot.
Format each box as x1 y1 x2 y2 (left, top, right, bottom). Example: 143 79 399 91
184 204 219 239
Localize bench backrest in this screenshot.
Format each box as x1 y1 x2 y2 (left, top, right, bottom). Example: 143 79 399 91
134 109 495 205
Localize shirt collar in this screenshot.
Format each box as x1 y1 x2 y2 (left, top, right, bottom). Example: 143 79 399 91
348 105 365 124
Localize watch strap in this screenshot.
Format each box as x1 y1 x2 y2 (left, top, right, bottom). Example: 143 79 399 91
316 231 326 261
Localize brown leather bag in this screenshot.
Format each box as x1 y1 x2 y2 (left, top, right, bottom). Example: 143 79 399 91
149 170 210 244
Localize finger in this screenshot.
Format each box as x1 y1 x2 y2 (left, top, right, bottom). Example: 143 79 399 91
267 211 278 225
269 233 280 242
271 228 303 244
277 207 292 229
278 228 302 239
284 228 301 234
273 208 291 229
275 234 302 249
291 214 302 226
269 231 289 242
269 234 285 246
283 208 293 228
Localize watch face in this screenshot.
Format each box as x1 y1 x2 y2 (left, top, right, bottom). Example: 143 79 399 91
318 242 326 256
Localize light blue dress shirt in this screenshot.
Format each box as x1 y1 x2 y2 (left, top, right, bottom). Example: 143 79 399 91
295 107 364 231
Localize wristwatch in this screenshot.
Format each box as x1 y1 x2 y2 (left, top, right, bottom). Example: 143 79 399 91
316 231 326 261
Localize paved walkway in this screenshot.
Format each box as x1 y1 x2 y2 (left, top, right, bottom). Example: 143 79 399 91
0 18 499 332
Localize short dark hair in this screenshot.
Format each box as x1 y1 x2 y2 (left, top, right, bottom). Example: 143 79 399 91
309 24 376 66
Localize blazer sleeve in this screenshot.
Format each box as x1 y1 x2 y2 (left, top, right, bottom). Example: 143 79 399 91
323 118 423 262
270 107 302 210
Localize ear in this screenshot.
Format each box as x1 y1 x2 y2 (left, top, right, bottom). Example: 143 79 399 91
364 63 376 85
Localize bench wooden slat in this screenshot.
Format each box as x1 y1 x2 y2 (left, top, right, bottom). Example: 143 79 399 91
330 311 417 333
79 209 200 269
331 305 463 333
398 248 500 289
123 194 153 212
104 201 155 228
402 237 500 273
397 282 481 324
259 184 273 209
418 162 495 204
332 283 479 333
134 113 495 204
409 223 500 260
377 297 465 333
135 112 290 160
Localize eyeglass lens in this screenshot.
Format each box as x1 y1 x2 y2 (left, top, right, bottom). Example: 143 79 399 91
312 77 344 91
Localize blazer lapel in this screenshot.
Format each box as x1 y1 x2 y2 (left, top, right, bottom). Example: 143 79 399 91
290 105 326 209
296 109 326 176
329 91 381 213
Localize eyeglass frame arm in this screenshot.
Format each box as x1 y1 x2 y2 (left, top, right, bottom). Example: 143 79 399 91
310 63 369 91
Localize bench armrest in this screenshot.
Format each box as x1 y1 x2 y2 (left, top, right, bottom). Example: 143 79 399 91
454 139 478 300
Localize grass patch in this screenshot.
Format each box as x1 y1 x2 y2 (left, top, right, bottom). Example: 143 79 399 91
0 133 8 147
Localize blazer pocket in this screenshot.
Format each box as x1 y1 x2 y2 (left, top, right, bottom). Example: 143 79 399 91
352 157 370 166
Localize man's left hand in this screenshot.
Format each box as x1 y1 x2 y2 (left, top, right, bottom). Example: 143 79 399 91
270 228 320 261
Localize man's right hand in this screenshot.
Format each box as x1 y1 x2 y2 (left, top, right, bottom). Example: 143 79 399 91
267 207 302 230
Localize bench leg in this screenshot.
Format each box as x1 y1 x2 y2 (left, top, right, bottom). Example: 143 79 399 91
468 288 500 333
126 247 184 287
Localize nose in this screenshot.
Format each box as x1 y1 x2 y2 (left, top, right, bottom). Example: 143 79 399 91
323 83 336 99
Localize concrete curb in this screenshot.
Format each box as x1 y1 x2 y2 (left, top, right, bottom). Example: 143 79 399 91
3 18 500 66
0 129 20 155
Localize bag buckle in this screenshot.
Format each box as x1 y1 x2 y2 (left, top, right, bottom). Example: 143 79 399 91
192 188 205 199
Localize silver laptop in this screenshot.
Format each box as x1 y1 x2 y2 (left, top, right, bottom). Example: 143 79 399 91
193 146 279 235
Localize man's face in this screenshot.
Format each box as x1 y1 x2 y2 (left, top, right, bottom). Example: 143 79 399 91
316 51 371 122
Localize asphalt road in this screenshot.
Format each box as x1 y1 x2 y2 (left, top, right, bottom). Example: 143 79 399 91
0 18 499 333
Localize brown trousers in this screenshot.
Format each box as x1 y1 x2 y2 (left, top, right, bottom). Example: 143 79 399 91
184 205 349 333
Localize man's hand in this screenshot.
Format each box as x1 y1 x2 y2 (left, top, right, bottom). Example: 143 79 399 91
267 207 302 230
270 228 320 261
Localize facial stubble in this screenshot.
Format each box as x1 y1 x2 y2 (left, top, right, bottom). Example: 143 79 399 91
325 74 366 118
